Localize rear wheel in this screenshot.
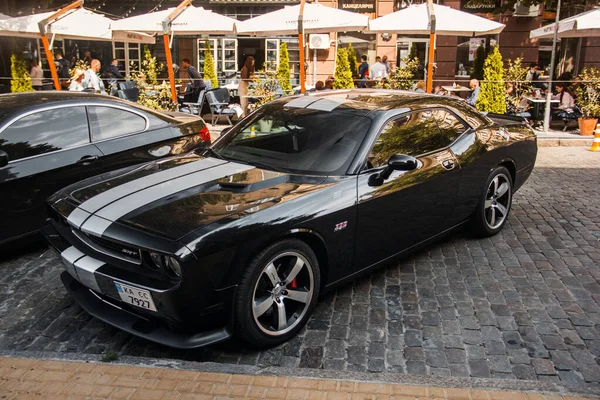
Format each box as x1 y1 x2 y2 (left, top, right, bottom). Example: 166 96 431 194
470 166 513 237
235 239 320 347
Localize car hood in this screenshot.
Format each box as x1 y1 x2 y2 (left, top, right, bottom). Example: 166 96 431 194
53 153 327 240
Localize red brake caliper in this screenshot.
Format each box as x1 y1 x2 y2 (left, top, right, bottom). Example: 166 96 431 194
289 278 297 289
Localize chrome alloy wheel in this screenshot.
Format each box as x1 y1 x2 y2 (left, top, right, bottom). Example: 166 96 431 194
484 173 511 230
252 252 314 336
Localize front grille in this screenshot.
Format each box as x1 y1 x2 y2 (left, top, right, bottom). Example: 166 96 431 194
72 229 142 265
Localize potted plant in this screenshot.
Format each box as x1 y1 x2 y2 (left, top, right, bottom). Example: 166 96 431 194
573 67 600 136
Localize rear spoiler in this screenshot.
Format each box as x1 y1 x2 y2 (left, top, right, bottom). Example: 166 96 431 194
483 112 530 127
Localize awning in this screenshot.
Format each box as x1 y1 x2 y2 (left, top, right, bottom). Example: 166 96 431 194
235 4 369 36
530 7 600 39
368 3 505 36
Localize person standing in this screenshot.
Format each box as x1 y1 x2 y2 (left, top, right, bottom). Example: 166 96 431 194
381 55 390 74
466 79 480 107
239 56 255 117
180 58 205 103
370 56 388 80
104 59 123 96
29 59 43 91
358 55 369 88
83 59 106 94
55 51 71 89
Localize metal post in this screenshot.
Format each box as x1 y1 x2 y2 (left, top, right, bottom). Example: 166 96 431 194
426 0 436 93
543 0 561 133
298 0 307 93
313 49 317 85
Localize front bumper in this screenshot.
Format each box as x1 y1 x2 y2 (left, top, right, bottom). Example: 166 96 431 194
61 272 232 349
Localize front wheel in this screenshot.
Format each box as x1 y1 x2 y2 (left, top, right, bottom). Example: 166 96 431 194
235 239 320 348
470 166 513 237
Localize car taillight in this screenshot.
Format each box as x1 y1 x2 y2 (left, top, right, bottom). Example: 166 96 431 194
199 126 211 142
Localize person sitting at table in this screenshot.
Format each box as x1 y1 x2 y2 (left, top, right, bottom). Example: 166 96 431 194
552 83 581 131
526 63 539 82
315 81 326 91
413 80 426 93
466 79 480 107
69 69 85 92
180 59 205 103
325 78 334 90
434 85 446 96
506 83 531 121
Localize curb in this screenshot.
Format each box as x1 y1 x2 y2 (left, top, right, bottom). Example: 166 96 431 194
537 137 593 147
1 350 599 398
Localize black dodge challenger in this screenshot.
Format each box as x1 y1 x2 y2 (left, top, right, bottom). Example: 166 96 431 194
44 90 537 349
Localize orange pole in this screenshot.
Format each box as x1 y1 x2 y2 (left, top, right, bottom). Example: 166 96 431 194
427 32 435 93
164 34 178 103
41 35 61 91
298 0 306 94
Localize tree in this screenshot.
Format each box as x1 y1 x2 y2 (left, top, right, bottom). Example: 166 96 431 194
10 54 34 93
408 43 418 61
130 47 176 111
203 41 218 89
476 46 507 114
277 42 292 92
333 47 354 89
471 45 485 80
140 46 160 85
347 43 358 80
504 57 532 114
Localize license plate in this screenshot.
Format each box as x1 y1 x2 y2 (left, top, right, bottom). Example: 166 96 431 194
114 282 157 312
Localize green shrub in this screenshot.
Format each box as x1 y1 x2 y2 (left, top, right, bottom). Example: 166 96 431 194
378 57 419 90
203 40 218 89
573 67 600 118
476 46 507 114
277 42 292 92
504 57 532 114
333 48 354 89
130 48 176 111
11 54 34 93
347 42 358 80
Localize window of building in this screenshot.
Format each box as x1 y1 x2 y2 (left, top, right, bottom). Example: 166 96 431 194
265 39 280 73
0 107 89 162
87 106 146 141
222 38 238 73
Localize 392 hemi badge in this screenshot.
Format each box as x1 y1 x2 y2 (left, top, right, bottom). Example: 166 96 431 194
334 221 348 232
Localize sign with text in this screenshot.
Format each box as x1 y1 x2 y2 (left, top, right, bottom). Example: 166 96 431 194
460 0 501 14
339 0 376 14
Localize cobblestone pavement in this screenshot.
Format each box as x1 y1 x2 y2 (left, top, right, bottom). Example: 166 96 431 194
0 148 599 391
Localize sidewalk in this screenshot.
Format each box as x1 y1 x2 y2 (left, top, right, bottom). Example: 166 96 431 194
0 356 593 400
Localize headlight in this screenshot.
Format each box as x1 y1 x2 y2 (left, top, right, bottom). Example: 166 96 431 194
165 257 181 277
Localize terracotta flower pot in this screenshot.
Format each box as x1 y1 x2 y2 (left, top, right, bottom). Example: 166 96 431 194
578 118 598 136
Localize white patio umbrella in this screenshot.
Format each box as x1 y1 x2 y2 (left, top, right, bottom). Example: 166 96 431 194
111 6 237 35
235 4 369 36
112 3 237 102
368 3 505 36
530 7 600 39
369 2 505 92
236 4 369 93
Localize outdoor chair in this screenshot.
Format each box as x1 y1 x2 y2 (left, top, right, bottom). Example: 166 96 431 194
116 87 140 103
206 88 235 126
180 89 206 116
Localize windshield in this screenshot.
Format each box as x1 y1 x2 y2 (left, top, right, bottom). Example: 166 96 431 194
209 103 372 175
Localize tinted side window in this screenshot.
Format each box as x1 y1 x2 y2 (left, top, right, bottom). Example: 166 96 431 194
368 109 466 168
88 106 146 141
0 107 89 162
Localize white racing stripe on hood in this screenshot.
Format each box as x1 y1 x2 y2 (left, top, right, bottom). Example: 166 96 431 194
80 161 254 236
76 157 228 215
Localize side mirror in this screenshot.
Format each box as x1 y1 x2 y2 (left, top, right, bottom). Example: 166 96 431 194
388 154 418 171
0 150 8 168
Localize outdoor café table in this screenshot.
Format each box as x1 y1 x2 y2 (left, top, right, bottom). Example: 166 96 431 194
441 85 472 93
525 96 559 121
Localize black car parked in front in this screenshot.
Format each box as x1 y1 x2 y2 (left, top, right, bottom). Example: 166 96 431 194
44 90 537 349
0 92 210 245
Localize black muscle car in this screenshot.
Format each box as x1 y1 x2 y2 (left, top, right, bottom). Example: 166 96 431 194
44 90 537 349
0 92 211 245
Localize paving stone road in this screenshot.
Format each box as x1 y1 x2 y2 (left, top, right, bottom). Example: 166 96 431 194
1 147 599 391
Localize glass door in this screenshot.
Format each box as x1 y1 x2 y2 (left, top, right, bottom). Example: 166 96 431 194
222 38 238 81
265 39 280 72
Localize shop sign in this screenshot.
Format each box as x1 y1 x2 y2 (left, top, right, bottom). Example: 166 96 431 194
338 0 376 14
460 0 501 13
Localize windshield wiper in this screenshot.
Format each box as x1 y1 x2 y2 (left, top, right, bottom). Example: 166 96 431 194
200 147 225 160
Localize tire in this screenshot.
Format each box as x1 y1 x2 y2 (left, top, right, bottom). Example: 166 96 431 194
469 166 513 237
235 239 321 348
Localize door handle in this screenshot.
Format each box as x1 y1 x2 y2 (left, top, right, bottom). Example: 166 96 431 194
76 155 99 165
442 159 455 170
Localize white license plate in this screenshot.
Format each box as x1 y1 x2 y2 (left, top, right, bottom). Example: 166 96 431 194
114 282 157 312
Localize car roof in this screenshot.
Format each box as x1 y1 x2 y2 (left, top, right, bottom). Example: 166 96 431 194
0 92 136 122
270 89 472 117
